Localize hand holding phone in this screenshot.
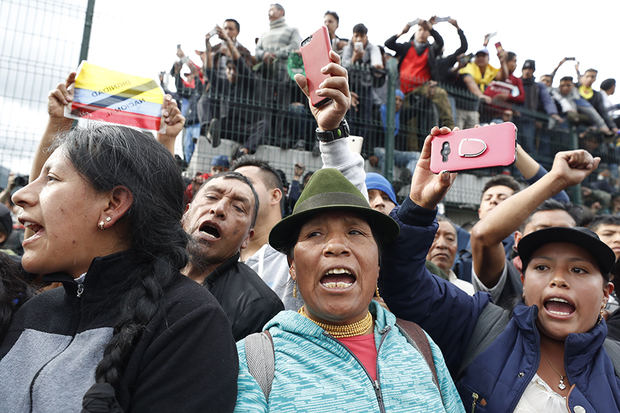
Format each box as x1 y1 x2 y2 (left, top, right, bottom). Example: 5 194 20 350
495 42 504 53
408 18 421 27
429 123 517 173
300 26 332 107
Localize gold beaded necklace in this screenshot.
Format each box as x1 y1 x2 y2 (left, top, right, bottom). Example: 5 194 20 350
298 306 374 338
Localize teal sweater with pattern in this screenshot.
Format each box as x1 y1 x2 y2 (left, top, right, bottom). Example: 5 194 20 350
234 301 465 412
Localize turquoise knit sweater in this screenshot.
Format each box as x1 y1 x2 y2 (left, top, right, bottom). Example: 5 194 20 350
234 301 465 412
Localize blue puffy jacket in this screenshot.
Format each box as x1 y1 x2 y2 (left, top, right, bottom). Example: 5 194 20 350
379 198 620 412
234 301 465 412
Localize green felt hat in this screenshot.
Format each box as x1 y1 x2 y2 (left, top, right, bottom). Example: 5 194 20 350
269 168 400 252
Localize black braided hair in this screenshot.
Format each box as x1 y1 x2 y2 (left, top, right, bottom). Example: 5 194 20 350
54 124 188 396
0 252 34 341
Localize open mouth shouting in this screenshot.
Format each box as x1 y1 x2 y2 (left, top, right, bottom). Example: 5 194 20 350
320 267 357 290
19 217 45 246
543 296 576 318
198 220 222 241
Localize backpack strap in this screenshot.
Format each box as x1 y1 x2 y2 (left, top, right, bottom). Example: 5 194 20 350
603 338 620 378
395 318 439 391
458 302 510 378
244 330 275 401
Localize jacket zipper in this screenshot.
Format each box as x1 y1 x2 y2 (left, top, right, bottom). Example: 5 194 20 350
471 392 479 413
324 326 390 413
28 282 84 412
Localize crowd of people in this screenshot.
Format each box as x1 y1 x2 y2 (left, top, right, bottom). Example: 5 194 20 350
158 4 620 208
2 4 620 412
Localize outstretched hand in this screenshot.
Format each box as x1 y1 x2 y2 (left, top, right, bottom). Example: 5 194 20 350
294 50 351 131
409 126 458 210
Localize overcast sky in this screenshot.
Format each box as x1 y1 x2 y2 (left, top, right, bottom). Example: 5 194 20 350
88 0 619 89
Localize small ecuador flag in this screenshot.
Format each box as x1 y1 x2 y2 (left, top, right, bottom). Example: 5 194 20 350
65 61 165 132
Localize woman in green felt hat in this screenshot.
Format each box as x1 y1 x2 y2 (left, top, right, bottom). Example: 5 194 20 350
233 48 463 412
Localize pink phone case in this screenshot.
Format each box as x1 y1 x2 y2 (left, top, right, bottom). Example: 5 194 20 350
429 122 517 173
300 26 332 107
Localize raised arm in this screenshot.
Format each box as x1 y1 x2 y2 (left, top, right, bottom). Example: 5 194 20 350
471 149 600 288
549 57 567 82
31 72 76 183
514 144 569 203
156 95 185 155
293 51 368 197
380 129 492 373
215 25 241 61
451 19 467 55
384 22 412 56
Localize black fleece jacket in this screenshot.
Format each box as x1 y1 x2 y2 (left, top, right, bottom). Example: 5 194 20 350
203 252 283 341
0 251 238 413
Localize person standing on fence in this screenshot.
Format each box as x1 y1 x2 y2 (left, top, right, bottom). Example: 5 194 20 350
385 18 454 150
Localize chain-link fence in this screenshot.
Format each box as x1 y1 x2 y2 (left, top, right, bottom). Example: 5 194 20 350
3 3 615 215
0 0 88 185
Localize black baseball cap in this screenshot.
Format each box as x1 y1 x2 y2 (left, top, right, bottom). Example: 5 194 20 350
522 59 536 71
518 227 615 278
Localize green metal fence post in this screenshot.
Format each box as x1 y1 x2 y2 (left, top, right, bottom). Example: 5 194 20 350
568 126 583 205
383 58 398 182
79 0 96 62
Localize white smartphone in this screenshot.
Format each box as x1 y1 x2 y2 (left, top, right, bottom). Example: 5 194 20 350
347 135 363 154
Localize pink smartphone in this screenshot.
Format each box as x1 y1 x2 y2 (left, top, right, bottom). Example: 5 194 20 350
300 26 332 107
429 123 517 173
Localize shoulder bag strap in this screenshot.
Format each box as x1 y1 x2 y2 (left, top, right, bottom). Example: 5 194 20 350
244 330 275 401
395 318 439 390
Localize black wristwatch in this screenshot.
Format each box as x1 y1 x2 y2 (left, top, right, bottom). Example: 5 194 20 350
315 120 350 142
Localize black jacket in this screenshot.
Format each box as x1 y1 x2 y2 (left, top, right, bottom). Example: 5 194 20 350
203 253 284 341
0 251 238 413
431 28 467 84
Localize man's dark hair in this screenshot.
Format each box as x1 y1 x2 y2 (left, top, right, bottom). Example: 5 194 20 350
506 51 517 62
480 175 520 200
585 68 598 75
589 214 620 232
601 78 616 91
324 10 339 23
224 18 240 32
232 156 284 191
198 172 260 229
518 199 575 232
352 23 368 35
560 76 573 83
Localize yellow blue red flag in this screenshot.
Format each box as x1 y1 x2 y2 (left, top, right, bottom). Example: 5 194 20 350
65 61 164 132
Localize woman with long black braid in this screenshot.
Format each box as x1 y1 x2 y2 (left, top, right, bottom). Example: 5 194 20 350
0 86 238 412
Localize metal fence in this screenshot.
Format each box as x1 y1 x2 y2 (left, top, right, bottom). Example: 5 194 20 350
2 2 616 214
0 0 88 184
